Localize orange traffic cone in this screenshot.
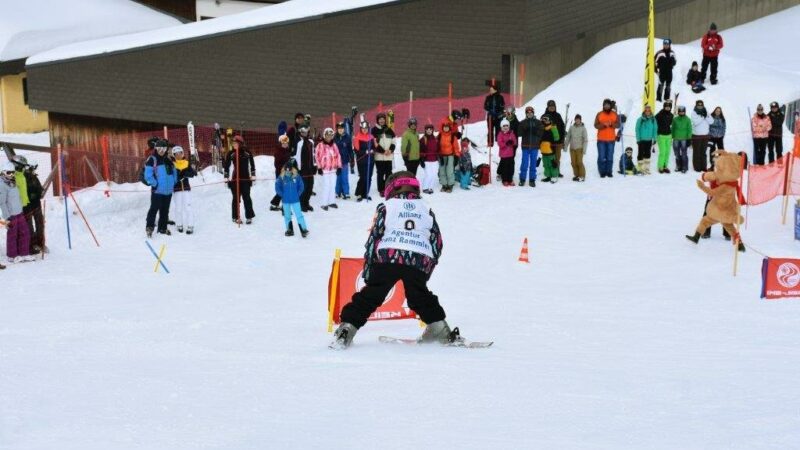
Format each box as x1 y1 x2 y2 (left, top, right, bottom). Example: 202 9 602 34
518 238 530 263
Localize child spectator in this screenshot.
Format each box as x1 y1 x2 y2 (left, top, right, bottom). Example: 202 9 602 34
0 162 34 263
618 147 640 175
419 124 439 194
496 119 517 186
171 146 197 234
540 115 560 183
686 61 705 93
275 159 309 238
458 137 474 190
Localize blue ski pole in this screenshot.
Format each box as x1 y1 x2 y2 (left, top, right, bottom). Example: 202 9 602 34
59 150 72 250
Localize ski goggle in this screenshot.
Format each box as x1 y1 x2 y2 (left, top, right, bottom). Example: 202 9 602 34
384 177 420 199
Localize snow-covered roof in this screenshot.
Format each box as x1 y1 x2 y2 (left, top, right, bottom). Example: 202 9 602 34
0 0 181 63
28 0 399 66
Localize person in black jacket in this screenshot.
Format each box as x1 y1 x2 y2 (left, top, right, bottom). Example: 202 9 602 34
270 134 292 211
654 39 677 102
370 113 396 197
224 135 256 224
296 126 317 211
767 101 785 163
517 106 543 186
20 158 45 253
655 100 674 173
171 146 197 234
542 100 566 178
484 82 505 146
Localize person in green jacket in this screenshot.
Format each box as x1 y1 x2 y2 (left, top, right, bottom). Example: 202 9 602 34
635 105 657 175
671 105 693 173
11 156 30 208
401 117 421 178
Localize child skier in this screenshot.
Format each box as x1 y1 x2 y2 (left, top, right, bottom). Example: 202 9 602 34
274 159 309 238
458 137 474 190
0 162 34 263
331 171 449 349
540 115 560 183
419 124 439 194
618 147 640 175
171 146 197 234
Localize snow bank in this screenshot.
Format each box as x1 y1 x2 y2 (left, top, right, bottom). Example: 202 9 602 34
0 0 180 62
27 0 398 65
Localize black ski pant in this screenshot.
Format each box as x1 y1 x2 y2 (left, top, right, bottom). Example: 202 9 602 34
657 71 672 101
637 140 652 161
340 264 446 329
404 158 420 178
146 193 172 232
270 168 282 207
767 135 783 163
24 203 44 249
701 56 718 83
355 159 374 198
300 174 314 211
375 160 393 197
498 157 515 183
229 181 255 220
753 138 768 165
691 134 710 172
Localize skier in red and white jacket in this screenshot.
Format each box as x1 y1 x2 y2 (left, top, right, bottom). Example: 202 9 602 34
700 22 724 85
331 171 451 349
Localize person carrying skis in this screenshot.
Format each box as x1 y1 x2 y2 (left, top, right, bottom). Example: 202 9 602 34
691 99 714 172
672 105 693 173
497 119 517 186
144 139 177 237
686 61 705 93
767 101 785 163
419 123 439 194
542 100 566 177
654 38 677 102
540 115 560 183
437 119 461 192
275 159 308 238
635 105 657 175
171 146 196 234
401 117 422 177
484 82 505 146
371 113 396 197
315 128 343 211
618 147 640 175
700 23 723 85
334 121 354 200
331 170 448 349
751 104 772 165
656 100 674 173
224 135 256 223
594 99 620 178
270 134 292 211
0 162 34 263
353 121 375 202
565 114 588 182
517 106 542 186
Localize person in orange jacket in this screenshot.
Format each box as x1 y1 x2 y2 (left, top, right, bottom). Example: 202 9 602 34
594 99 620 178
437 119 461 192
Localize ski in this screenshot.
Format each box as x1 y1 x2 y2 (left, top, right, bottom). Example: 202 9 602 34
378 335 494 349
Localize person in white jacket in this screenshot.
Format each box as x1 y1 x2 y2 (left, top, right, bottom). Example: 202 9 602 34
690 99 714 172
314 128 343 211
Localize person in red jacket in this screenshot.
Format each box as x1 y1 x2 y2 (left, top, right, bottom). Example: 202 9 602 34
700 22 724 85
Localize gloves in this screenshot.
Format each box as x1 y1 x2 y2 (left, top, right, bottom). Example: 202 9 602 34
317 168 323 176
389 144 396 151
420 160 426 168
336 168 342 176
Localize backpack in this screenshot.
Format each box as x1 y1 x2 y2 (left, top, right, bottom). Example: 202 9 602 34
139 156 156 186
473 163 490 186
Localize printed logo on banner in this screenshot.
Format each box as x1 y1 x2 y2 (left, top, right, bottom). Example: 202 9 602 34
777 262 800 288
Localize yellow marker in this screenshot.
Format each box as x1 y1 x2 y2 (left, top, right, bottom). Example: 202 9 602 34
154 244 166 273
327 249 342 332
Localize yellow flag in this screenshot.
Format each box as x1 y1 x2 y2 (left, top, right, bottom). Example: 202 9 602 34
643 0 656 109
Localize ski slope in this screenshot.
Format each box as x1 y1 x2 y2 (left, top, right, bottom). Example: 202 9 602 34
3 9 800 450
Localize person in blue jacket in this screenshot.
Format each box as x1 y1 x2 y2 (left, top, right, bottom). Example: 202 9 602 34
275 159 309 238
144 139 177 237
334 121 354 199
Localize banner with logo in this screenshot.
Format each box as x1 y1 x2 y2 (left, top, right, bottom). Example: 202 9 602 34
327 257 417 323
761 257 800 299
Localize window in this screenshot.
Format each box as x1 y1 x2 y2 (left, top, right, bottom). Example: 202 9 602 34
22 77 28 105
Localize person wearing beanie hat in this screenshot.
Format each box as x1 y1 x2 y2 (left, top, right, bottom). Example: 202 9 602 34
0 162 34 263
171 146 197 234
371 113 397 197
654 38 677 102
484 81 505 146
517 105 543 186
401 117 422 179
224 134 257 223
274 158 309 238
437 118 461 192
542 100 566 177
565 114 588 181
686 61 705 93
655 100 674 173
539 115 560 182
419 123 439 194
270 134 292 211
635 105 657 175
353 120 375 201
701 22 723 85
314 128 343 211
334 121 355 199
767 101 786 163
143 138 178 237
286 112 307 150
691 100 714 172
751 104 772 165
671 105 693 173
497 119 517 185
331 171 450 350
594 99 620 178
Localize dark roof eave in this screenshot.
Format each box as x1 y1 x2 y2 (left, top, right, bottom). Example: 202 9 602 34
0 59 27 76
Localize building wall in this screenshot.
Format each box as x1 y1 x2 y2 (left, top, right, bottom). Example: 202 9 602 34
515 0 800 97
0 73 48 133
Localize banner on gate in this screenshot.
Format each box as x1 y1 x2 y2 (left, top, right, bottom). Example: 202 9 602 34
761 258 800 299
327 257 417 323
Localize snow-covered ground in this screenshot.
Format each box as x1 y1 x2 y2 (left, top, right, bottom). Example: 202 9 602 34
3 8 800 450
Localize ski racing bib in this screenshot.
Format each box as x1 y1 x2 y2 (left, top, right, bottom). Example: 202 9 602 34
377 199 434 258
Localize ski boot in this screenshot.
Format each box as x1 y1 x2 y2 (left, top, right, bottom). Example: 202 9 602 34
300 227 309 238
146 227 154 238
158 229 171 236
186 227 194 235
329 204 338 209
685 232 701 244
518 180 526 187
542 177 551 183
418 320 453 344
330 322 357 349
321 205 329 211
177 226 184 233
285 223 294 237
529 180 536 187
246 218 252 225
270 205 282 212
